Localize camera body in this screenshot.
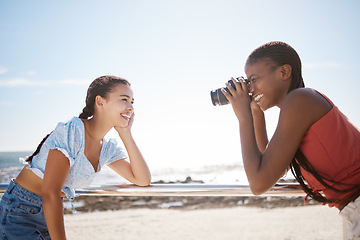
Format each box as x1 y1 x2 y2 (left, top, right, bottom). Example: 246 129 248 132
210 77 250 106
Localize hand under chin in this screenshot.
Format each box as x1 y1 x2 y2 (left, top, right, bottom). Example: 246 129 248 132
114 123 128 130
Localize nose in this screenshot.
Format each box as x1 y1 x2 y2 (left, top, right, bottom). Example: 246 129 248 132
248 81 255 93
125 101 134 112
128 104 134 112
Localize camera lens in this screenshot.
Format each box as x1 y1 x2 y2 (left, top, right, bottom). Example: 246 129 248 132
210 89 228 106
210 78 250 106
210 80 236 106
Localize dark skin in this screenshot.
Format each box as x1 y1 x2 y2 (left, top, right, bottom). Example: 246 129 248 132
222 59 332 195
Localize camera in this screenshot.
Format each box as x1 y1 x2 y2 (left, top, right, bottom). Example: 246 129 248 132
210 77 250 106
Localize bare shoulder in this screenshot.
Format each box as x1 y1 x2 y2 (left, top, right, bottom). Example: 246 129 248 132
281 88 332 125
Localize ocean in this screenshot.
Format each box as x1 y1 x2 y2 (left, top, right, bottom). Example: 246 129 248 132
0 151 253 185
0 151 32 168
0 151 32 183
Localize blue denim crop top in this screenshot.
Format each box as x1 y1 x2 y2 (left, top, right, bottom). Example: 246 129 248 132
27 117 127 201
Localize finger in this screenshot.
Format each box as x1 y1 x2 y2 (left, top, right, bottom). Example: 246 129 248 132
232 78 243 91
239 79 248 93
225 81 237 95
130 112 135 120
221 88 231 100
250 99 261 111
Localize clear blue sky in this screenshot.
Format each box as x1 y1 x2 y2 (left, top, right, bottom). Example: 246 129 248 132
1 0 359 170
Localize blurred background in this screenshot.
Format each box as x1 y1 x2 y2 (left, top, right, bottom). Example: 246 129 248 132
1 0 359 184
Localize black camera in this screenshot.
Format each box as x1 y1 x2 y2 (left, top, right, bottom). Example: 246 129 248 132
210 77 250 106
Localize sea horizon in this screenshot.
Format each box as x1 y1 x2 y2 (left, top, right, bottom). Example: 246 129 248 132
0 151 295 186
0 150 255 185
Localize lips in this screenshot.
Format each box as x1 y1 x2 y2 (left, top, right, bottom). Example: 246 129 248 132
253 94 264 103
120 112 132 121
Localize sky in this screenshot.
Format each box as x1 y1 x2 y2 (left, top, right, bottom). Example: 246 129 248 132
1 0 359 171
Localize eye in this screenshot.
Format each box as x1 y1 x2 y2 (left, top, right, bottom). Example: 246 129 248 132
121 98 134 104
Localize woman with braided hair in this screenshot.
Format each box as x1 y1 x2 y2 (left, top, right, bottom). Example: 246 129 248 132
0 75 151 239
222 41 360 239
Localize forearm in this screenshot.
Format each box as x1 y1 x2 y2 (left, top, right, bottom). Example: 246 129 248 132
42 149 69 240
238 112 265 194
120 132 151 186
252 108 268 153
43 195 66 240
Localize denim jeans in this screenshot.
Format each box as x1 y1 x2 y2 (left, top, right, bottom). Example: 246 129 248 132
0 179 50 240
340 196 360 240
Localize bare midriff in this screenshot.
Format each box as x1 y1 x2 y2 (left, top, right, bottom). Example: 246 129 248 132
15 166 66 197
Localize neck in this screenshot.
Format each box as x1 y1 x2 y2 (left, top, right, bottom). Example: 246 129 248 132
83 116 112 141
276 92 289 109
277 80 292 109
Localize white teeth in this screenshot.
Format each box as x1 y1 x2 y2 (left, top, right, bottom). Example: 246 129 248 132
254 94 263 102
121 113 131 120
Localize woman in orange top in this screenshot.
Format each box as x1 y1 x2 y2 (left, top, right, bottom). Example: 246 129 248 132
222 41 360 239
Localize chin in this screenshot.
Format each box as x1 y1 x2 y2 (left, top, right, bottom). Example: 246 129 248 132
121 122 129 127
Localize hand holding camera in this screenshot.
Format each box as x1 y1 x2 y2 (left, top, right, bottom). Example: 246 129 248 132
210 77 251 106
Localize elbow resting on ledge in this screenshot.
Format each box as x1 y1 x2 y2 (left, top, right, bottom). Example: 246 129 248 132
136 181 151 187
134 176 152 187
249 182 273 196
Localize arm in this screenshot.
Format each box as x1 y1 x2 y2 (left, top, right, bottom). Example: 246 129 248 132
109 113 151 186
251 102 292 177
42 149 70 240
251 103 268 153
224 83 330 195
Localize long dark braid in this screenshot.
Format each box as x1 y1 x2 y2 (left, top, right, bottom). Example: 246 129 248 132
246 41 356 204
291 150 360 204
290 150 330 203
26 75 131 163
25 133 52 163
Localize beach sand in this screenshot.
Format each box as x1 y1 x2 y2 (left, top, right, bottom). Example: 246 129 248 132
64 205 342 240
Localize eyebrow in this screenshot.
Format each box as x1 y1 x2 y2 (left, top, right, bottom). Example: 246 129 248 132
120 94 134 101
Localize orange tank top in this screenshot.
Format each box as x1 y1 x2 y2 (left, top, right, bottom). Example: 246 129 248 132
299 91 360 208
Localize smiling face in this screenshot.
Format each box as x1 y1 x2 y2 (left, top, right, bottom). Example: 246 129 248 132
245 59 291 111
100 83 134 128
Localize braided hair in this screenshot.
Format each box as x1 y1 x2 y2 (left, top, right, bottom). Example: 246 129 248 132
246 41 357 204
246 41 305 92
25 75 130 163
79 75 130 119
